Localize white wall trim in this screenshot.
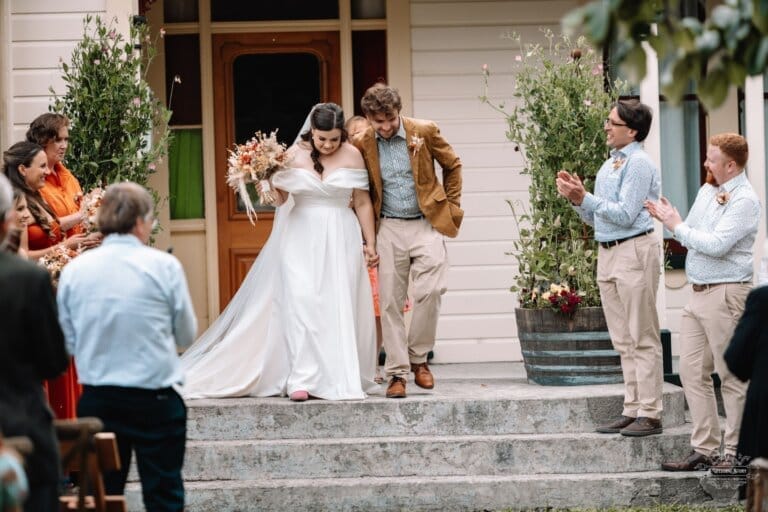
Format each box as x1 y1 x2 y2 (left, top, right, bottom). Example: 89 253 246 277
745 75 767 280
0 0 10 151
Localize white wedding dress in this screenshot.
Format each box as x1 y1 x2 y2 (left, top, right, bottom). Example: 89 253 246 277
180 167 377 400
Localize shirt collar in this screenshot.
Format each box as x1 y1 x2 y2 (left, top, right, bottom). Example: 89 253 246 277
103 233 143 246
610 141 641 160
375 117 406 142
722 171 748 193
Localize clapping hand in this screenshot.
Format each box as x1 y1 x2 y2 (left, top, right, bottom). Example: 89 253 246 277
556 170 586 205
644 197 682 232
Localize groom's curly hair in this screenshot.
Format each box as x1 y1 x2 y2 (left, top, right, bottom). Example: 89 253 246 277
300 103 347 174
360 83 402 116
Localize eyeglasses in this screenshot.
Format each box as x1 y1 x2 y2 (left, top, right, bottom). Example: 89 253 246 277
604 118 628 127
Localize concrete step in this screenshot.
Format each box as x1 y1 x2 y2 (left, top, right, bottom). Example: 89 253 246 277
186 381 686 440
180 427 693 481
125 471 742 511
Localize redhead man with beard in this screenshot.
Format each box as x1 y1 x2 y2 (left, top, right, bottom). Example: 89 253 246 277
647 133 760 472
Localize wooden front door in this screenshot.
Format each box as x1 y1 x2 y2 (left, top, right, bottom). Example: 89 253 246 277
212 32 340 310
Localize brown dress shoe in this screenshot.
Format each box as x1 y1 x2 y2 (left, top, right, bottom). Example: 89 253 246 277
661 450 712 471
386 376 407 398
411 363 434 389
620 417 662 437
595 415 636 434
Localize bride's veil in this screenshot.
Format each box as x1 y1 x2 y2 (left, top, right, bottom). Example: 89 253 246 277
178 106 321 398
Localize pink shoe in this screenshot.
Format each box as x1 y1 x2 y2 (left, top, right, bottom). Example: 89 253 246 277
289 390 309 402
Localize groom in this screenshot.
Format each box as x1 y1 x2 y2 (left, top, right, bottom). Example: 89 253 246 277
352 83 463 398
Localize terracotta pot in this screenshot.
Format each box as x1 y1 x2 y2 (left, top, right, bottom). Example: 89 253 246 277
515 306 623 385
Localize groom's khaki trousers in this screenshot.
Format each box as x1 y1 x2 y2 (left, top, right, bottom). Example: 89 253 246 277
597 233 664 420
679 282 750 456
377 217 448 377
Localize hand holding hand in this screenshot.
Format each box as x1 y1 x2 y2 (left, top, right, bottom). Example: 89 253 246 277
555 170 586 205
80 231 103 249
363 244 379 268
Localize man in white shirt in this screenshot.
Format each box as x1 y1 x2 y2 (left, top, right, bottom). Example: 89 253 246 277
57 182 197 511
647 133 760 471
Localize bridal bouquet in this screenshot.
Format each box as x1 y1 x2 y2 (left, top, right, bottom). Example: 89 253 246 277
38 244 82 287
226 130 289 223
77 187 104 233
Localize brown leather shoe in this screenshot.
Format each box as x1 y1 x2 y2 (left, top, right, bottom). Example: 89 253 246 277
661 450 712 471
411 362 434 389
595 415 636 434
620 417 662 437
386 376 407 398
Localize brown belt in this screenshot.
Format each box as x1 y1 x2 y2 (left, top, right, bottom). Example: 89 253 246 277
691 282 751 292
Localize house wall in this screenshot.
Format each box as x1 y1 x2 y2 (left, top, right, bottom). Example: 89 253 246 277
409 0 581 362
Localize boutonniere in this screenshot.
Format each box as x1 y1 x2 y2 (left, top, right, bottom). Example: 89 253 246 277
611 157 625 170
716 190 730 205
409 135 424 157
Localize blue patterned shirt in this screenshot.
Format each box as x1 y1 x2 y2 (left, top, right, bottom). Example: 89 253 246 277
675 172 760 284
377 120 421 218
575 141 660 242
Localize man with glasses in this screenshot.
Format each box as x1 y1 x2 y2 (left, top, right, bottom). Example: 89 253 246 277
556 99 663 437
647 133 759 472
57 182 197 511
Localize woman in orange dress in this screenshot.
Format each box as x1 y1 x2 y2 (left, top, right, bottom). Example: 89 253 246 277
3 140 88 420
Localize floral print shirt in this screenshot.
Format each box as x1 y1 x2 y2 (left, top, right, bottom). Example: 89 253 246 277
675 172 760 284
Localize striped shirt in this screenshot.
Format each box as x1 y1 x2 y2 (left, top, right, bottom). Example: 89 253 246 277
675 172 760 284
377 120 421 218
575 141 660 242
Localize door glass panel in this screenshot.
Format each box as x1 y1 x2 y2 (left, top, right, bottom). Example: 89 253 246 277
164 0 198 23
232 52 321 211
352 0 385 19
212 1 338 22
352 30 387 116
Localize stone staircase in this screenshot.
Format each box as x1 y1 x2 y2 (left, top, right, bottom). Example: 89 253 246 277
125 363 741 511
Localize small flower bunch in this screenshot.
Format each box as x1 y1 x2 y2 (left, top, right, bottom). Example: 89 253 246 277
409 135 424 157
226 130 289 223
544 282 583 316
38 244 82 287
78 187 104 233
716 190 730 205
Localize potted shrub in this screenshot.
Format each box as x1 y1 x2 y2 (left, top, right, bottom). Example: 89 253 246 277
481 31 624 385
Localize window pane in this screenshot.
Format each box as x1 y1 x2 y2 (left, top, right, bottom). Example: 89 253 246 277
352 30 386 116
659 100 701 219
169 129 204 219
352 0 385 19
165 35 202 126
164 0 198 23
212 1 338 22
232 53 320 146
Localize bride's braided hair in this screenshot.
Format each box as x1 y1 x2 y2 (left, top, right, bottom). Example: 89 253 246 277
300 103 347 174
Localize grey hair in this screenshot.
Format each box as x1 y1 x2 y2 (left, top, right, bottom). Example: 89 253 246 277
0 174 13 221
97 182 154 235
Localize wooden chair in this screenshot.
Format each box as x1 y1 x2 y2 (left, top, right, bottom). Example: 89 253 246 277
748 458 768 512
55 418 127 512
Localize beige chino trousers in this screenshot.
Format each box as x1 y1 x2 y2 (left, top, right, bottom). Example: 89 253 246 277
377 217 448 377
679 282 750 457
597 233 664 419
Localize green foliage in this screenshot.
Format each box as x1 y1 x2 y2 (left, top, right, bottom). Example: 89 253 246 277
481 32 623 309
563 0 768 110
51 15 171 191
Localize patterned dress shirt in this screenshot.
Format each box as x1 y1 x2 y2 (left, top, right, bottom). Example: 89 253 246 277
575 141 660 242
674 172 760 284
377 120 421 218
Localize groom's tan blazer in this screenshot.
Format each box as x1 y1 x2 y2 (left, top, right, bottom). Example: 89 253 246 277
353 116 464 238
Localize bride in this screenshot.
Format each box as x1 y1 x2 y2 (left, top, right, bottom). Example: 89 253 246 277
181 103 379 401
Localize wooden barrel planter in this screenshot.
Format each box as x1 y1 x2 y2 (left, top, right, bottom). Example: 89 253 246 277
515 306 623 386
